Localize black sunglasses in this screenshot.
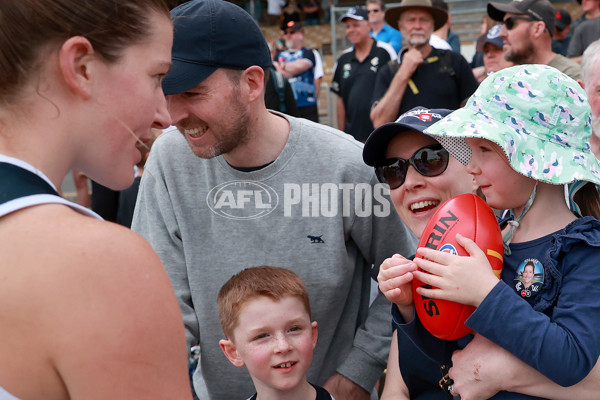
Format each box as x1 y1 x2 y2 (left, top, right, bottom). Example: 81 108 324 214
503 16 536 30
375 144 450 189
367 9 381 13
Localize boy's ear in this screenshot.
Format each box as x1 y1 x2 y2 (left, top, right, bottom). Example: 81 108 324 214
311 321 318 350
219 339 245 367
58 36 95 99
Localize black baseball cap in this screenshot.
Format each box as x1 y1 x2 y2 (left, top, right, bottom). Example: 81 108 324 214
282 20 302 32
339 6 369 22
555 9 571 30
162 0 273 95
363 107 452 166
488 0 556 35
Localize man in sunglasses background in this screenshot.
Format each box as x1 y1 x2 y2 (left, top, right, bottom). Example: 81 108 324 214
369 0 478 129
367 0 402 54
488 0 581 80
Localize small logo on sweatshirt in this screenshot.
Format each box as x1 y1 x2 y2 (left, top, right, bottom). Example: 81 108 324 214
307 235 325 243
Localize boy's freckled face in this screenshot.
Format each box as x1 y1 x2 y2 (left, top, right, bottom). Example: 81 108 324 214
231 296 318 393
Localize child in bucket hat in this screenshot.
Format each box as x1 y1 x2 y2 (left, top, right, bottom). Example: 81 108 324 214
382 64 600 397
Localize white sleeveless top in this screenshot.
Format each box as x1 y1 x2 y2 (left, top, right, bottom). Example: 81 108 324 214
0 386 20 400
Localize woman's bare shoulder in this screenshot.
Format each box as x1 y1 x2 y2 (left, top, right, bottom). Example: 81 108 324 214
0 204 191 399
1 202 178 325
3 204 160 270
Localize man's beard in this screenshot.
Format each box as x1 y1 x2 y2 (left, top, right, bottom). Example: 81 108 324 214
407 30 429 48
504 40 534 65
180 92 251 159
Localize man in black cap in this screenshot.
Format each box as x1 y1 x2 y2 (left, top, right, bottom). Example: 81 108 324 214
488 0 581 79
369 0 477 128
131 1 417 400
331 6 397 142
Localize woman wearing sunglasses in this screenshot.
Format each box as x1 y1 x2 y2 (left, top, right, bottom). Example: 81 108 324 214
363 105 600 399
363 107 478 399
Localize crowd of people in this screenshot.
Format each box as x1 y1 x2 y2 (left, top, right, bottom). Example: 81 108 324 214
4 0 600 400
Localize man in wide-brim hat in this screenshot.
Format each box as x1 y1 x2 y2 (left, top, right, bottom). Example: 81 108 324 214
370 0 478 128
384 0 448 31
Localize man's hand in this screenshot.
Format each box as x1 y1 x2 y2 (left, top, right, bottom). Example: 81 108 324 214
323 373 370 400
450 335 600 399
448 334 514 400
397 48 425 78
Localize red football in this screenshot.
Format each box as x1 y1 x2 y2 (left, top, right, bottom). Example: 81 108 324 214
412 194 503 340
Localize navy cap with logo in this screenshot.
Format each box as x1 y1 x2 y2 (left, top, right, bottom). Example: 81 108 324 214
162 0 273 96
339 6 369 22
488 0 556 35
363 107 452 166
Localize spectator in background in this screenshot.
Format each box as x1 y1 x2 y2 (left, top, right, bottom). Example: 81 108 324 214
472 24 514 82
431 0 461 53
370 0 478 128
471 14 497 68
367 0 403 54
567 4 600 61
90 181 120 221
267 0 286 25
570 0 600 37
117 129 161 228
303 0 321 25
488 0 581 80
281 0 302 27
552 9 572 56
245 0 262 22
322 0 334 23
331 6 397 141
276 21 320 122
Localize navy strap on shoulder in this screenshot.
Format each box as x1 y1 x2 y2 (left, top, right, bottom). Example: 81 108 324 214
0 162 58 205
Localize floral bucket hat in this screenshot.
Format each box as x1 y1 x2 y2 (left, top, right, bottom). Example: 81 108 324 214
424 64 600 187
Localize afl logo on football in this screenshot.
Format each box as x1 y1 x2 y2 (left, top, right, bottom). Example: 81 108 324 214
439 243 458 255
207 181 279 220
